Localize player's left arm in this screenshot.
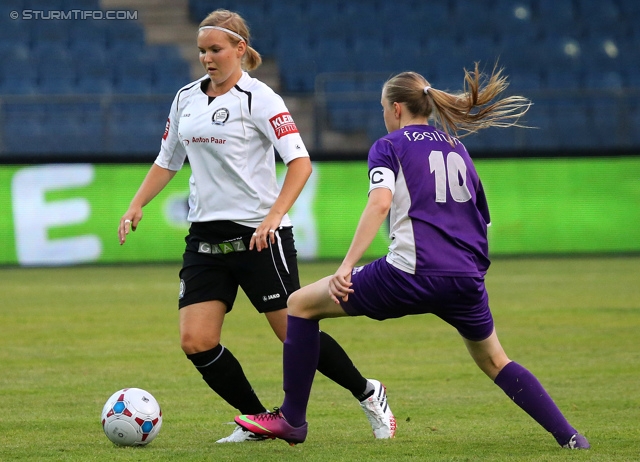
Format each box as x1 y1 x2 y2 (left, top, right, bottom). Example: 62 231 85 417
251 89 311 251
251 156 312 251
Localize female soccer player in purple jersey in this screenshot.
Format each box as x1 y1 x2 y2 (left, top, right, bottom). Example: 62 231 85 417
236 64 590 449
117 9 394 443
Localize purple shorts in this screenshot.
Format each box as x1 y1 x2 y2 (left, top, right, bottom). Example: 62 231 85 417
340 257 494 341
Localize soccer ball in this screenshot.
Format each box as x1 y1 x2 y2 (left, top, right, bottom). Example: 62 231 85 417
101 388 163 446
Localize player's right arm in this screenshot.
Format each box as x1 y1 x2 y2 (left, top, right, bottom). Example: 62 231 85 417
119 90 187 245
329 186 392 303
118 164 177 245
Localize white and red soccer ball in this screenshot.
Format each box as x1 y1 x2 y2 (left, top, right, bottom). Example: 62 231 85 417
101 388 162 446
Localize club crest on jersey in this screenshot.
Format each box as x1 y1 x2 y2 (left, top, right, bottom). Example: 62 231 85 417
269 112 299 139
212 108 229 125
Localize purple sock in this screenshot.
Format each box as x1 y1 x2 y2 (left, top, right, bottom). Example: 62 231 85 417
494 361 576 445
280 315 320 427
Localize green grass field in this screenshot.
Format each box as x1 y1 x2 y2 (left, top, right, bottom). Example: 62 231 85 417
0 257 639 461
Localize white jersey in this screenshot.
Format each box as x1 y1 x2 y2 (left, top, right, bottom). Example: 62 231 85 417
155 72 309 227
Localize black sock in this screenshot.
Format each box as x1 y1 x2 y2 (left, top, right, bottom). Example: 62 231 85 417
187 345 266 415
317 331 369 400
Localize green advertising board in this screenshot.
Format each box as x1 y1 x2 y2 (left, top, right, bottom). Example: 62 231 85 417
1 157 639 266
477 156 640 254
0 162 389 266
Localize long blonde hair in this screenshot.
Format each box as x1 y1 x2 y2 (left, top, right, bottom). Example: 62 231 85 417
383 63 531 140
199 9 262 71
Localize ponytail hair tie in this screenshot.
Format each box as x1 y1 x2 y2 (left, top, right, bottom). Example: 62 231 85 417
423 86 431 94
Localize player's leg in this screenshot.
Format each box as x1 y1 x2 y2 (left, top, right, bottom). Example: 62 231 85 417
251 229 372 406
279 277 349 427
463 330 589 449
235 277 342 443
266 308 369 401
240 273 395 442
180 300 266 416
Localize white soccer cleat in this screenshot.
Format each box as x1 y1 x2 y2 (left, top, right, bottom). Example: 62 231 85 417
216 424 268 443
360 379 397 439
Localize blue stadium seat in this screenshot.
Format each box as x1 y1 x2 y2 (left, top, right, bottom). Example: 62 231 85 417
61 0 100 9
106 20 145 55
106 101 169 153
617 0 640 16
498 46 540 75
2 102 46 153
551 100 593 149
111 45 155 94
326 85 370 132
366 114 387 144
24 0 65 10
624 64 640 88
312 38 355 74
588 98 622 147
543 69 583 90
0 51 37 94
68 21 109 51
35 102 92 153
72 44 113 94
629 105 640 145
275 40 318 93
458 35 498 67
32 44 76 95
0 0 25 13
385 36 423 73
584 70 624 90
37 61 77 94
450 1 496 36
304 0 343 21
576 0 622 35
153 55 192 94
507 71 543 92
0 18 32 49
352 36 387 72
30 17 69 49
520 101 559 150
536 0 581 38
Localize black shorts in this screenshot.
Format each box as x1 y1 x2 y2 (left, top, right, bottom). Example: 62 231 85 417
178 221 300 313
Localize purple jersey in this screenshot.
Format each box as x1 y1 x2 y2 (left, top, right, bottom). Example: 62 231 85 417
368 124 490 276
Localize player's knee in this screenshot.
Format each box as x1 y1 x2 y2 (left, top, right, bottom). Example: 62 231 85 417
180 331 219 355
287 290 304 316
287 289 314 318
476 355 511 380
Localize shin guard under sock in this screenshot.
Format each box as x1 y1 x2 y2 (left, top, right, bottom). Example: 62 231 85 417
494 361 577 445
187 344 266 415
281 315 320 427
318 330 369 399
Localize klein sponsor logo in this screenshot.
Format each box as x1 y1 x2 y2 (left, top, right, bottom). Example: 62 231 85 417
162 118 170 140
269 112 298 139
262 293 281 301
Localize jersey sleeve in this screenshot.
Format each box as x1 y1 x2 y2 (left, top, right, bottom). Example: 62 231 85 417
367 138 399 195
252 90 309 165
154 91 187 171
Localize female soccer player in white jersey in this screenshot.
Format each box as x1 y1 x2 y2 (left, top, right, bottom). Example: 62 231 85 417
236 65 590 450
117 9 395 443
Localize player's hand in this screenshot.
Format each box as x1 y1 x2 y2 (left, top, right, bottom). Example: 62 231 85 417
118 209 143 245
250 218 280 252
328 265 354 304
